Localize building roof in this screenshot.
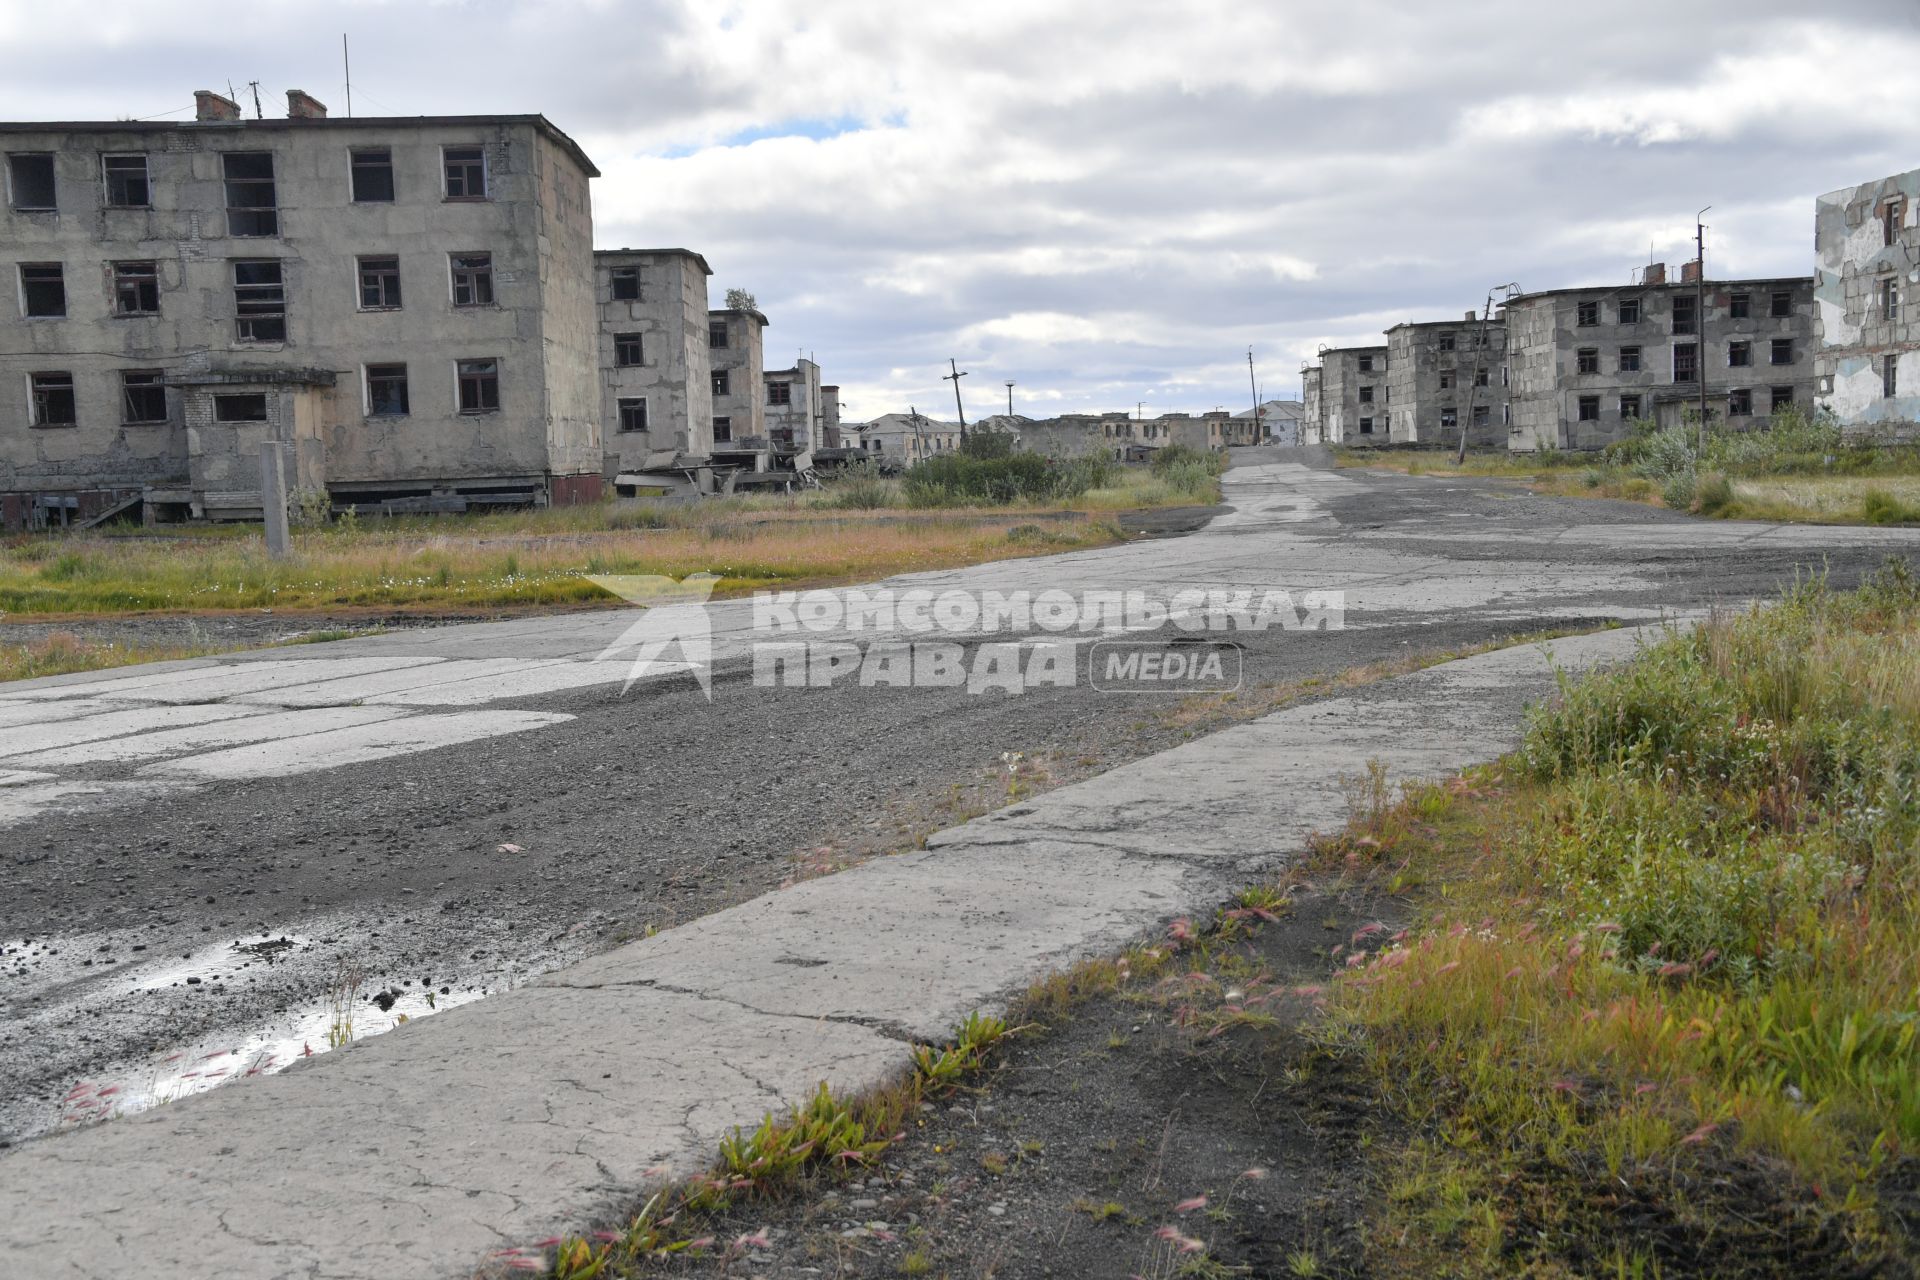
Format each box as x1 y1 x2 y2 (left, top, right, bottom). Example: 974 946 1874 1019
0 113 600 177
595 247 713 275
1505 275 1813 304
1384 318 1491 333
711 307 771 326
1319 344 1388 356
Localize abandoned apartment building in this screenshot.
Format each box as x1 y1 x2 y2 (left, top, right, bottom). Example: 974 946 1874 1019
1383 315 1508 449
1315 345 1390 446
0 89 835 529
1813 166 1920 439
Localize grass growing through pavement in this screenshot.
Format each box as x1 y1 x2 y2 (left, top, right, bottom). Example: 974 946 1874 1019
1308 561 1920 1275
1339 411 1920 525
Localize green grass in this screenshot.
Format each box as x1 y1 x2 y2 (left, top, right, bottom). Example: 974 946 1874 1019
1312 560 1920 1275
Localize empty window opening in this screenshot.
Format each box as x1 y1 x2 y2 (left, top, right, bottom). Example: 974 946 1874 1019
1439 406 1458 430
1884 199 1906 247
1885 355 1900 400
103 154 149 208
30 371 76 426
1673 343 1699 383
614 333 643 367
610 267 641 301
1618 298 1641 324
457 358 499 413
121 370 166 424
1357 355 1373 373
1438 370 1453 389
1728 340 1752 368
1577 395 1600 422
443 147 487 200
1618 345 1642 373
1620 394 1642 420
1576 300 1599 326
450 253 494 307
351 149 394 203
1729 293 1750 320
768 381 792 407
711 369 730 397
1671 294 1697 335
366 364 410 417
1771 338 1794 366
213 393 268 422
1437 333 1455 352
1357 384 1373 404
618 397 649 432
1881 277 1901 321
1474 367 1489 387
1770 290 1793 318
1771 386 1794 413
113 261 159 315
233 260 286 342
223 152 277 237
358 256 402 309
1576 348 1599 374
713 415 732 442
20 263 65 317
8 153 56 209
708 319 729 349
1358 416 1374 434
1728 388 1753 417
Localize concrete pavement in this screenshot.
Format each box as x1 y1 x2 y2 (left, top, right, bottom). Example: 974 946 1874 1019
1 621 1665 1279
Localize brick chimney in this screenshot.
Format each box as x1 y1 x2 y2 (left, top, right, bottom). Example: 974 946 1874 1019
1641 262 1667 286
1679 258 1702 283
1465 310 1477 321
195 90 242 122
286 90 328 120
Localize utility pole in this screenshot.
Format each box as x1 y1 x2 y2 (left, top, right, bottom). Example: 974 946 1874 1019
943 359 969 441
342 35 353 117
247 81 264 120
1005 380 1015 419
1696 207 1711 453
1247 346 1261 443
1457 282 1520 466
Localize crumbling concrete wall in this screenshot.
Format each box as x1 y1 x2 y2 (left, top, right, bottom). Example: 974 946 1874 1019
1814 168 1920 439
1318 347 1388 446
1385 319 1508 449
1300 368 1322 444
764 357 823 450
708 308 767 443
597 249 713 471
533 127 602 493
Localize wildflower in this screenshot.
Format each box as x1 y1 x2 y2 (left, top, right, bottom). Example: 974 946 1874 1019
1173 1196 1208 1213
1434 961 1461 976
1239 1167 1267 1180
1504 966 1525 980
1658 962 1693 978
1680 1122 1718 1145
734 1229 773 1250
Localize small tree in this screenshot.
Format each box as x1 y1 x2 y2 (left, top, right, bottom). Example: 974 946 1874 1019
725 288 757 312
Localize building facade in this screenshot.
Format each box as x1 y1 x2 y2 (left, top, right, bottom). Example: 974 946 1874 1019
1506 265 1816 452
707 306 767 454
1814 168 1920 438
1300 367 1323 445
858 412 959 466
595 248 713 480
1318 346 1389 446
1384 317 1507 449
763 356 823 452
0 90 603 527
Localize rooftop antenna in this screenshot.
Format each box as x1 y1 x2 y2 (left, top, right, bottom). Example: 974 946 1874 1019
247 81 264 120
343 34 353 118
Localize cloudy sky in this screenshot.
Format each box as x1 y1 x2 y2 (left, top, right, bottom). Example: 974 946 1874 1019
3 1 1914 421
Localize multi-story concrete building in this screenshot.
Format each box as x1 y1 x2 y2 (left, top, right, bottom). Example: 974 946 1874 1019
1300 367 1323 445
706 305 767 459
1318 346 1389 446
595 248 713 483
1506 264 1816 451
1813 167 1920 438
859 412 959 466
0 89 603 528
820 385 845 447
1384 316 1507 449
764 356 823 452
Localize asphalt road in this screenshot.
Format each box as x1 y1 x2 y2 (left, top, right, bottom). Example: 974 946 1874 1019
4 448 1916 1145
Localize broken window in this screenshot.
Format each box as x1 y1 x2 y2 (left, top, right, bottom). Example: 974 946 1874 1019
708 319 729 348
1884 355 1899 400
450 253 494 307
233 260 286 342
365 364 409 417
711 369 730 397
1358 417 1374 433
768 381 792 407
1771 338 1794 366
1437 333 1455 352
113 261 159 315
1618 298 1641 324
457 358 499 413
1357 355 1373 373
20 263 65 317
1439 406 1458 429
358 256 402 309
222 152 278 237
1474 367 1489 387
617 396 649 432
1576 300 1599 326
1881 278 1901 321
1671 294 1697 335
1472 405 1490 427
214 393 269 422
1577 395 1600 421
1618 346 1642 373
1884 199 1906 247
8 153 55 209
121 370 166 424
30 371 75 426
1728 340 1752 367
1438 370 1453 390
614 333 643 367
610 267 641 301
1357 385 1373 404
1771 386 1793 413
1620 394 1642 420
1728 388 1753 417
443 147 487 200
1576 348 1599 374
1673 343 1698 383
1729 293 1750 320
351 149 394 203
103 154 149 207
713 415 732 442
1770 290 1793 318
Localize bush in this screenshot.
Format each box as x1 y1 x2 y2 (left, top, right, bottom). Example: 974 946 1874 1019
1861 487 1920 525
903 452 1074 506
818 466 899 510
1150 444 1221 476
1693 471 1735 516
958 429 1017 460
1661 470 1696 509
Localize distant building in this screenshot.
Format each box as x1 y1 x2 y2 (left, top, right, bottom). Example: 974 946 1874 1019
1300 368 1324 445
1235 398 1303 444
1318 346 1390 446
820 385 846 447
1384 316 1508 449
763 356 823 453
0 89 604 528
1814 168 1920 438
1506 264 1816 451
707 305 768 464
859 412 959 465
596 248 713 487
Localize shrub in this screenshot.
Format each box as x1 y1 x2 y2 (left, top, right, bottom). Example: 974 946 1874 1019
1861 487 1920 525
1693 471 1735 516
1661 470 1696 510
903 452 1067 506
1150 444 1220 476
818 467 899 510
959 428 1017 460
